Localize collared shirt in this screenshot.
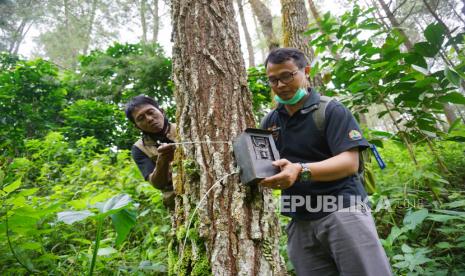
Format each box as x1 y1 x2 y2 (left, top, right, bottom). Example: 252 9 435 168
131 123 176 181
261 89 370 220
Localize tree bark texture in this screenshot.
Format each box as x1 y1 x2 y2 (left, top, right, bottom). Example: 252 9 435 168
249 0 280 50
237 0 255 67
140 0 148 42
281 0 322 87
171 1 286 275
151 0 159 42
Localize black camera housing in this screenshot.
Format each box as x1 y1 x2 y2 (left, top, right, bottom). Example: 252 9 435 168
233 128 280 185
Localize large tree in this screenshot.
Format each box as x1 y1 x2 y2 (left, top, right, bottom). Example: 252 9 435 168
375 0 463 125
35 0 126 68
236 0 255 67
171 0 286 275
249 0 280 50
281 0 322 87
0 0 43 54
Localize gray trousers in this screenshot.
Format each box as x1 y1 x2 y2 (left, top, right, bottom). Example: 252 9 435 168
286 205 392 276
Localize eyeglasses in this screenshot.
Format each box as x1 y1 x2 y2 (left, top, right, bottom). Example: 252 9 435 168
267 71 299 86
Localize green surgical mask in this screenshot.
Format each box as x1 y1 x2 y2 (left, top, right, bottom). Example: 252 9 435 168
274 88 307 105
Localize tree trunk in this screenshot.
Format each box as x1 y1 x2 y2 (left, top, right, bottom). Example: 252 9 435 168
151 0 159 42
281 0 322 87
376 0 458 125
422 0 460 53
252 12 267 61
462 0 465 18
171 1 286 275
249 0 280 50
83 0 98 55
237 0 255 67
376 0 414 50
140 0 148 43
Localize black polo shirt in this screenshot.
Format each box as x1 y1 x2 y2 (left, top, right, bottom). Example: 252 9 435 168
261 89 370 220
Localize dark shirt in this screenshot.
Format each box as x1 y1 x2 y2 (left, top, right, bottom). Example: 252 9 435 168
131 145 155 181
261 89 370 220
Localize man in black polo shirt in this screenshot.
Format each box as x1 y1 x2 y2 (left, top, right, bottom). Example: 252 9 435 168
125 95 176 208
260 48 391 275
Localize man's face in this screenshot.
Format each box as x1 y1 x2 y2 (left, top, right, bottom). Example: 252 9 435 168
131 104 165 133
266 60 308 100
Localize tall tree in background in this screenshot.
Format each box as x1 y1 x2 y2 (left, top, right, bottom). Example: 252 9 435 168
374 0 462 125
249 0 280 50
137 0 160 43
236 0 255 67
0 0 43 54
171 0 285 274
281 0 322 87
36 0 126 68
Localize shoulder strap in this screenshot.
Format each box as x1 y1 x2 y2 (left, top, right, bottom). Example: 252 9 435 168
134 139 158 159
260 109 277 129
312 95 333 135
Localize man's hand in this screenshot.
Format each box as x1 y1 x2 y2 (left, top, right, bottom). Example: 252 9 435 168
259 159 301 189
157 143 176 163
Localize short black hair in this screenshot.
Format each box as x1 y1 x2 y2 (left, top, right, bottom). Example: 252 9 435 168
125 95 160 123
264 48 308 69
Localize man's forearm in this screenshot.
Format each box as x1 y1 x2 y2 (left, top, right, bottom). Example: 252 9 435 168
306 149 359 182
149 158 171 189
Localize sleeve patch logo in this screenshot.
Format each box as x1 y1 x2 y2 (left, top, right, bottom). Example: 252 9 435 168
349 130 362 140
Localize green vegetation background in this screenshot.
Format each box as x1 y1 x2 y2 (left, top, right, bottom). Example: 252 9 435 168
1 5 465 275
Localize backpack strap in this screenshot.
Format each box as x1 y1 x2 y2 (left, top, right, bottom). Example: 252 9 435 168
260 109 278 129
310 95 367 181
311 95 333 134
134 139 159 161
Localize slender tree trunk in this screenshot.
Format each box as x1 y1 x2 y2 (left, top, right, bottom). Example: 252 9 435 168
237 0 255 67
140 0 148 43
252 13 266 61
249 0 279 50
281 0 322 87
422 0 460 53
171 1 286 275
83 0 98 55
151 0 159 42
462 0 465 18
377 0 459 125
376 0 414 50
8 19 26 54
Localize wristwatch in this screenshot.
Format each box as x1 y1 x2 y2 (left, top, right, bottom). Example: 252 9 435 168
299 163 312 181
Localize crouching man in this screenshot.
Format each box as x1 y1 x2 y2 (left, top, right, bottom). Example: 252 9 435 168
125 95 176 209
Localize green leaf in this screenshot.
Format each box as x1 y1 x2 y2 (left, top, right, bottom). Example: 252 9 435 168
444 200 465 209
403 209 428 230
438 92 465 104
2 178 21 194
444 67 461 86
359 22 380 30
401 244 413 253
57 210 94 224
414 42 439 58
424 23 446 48
111 208 137 246
411 64 429 75
404 53 427 68
97 247 118 256
428 214 461 222
98 194 132 214
435 242 451 249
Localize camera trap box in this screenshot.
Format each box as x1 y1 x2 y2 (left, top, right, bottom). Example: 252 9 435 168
233 128 280 185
